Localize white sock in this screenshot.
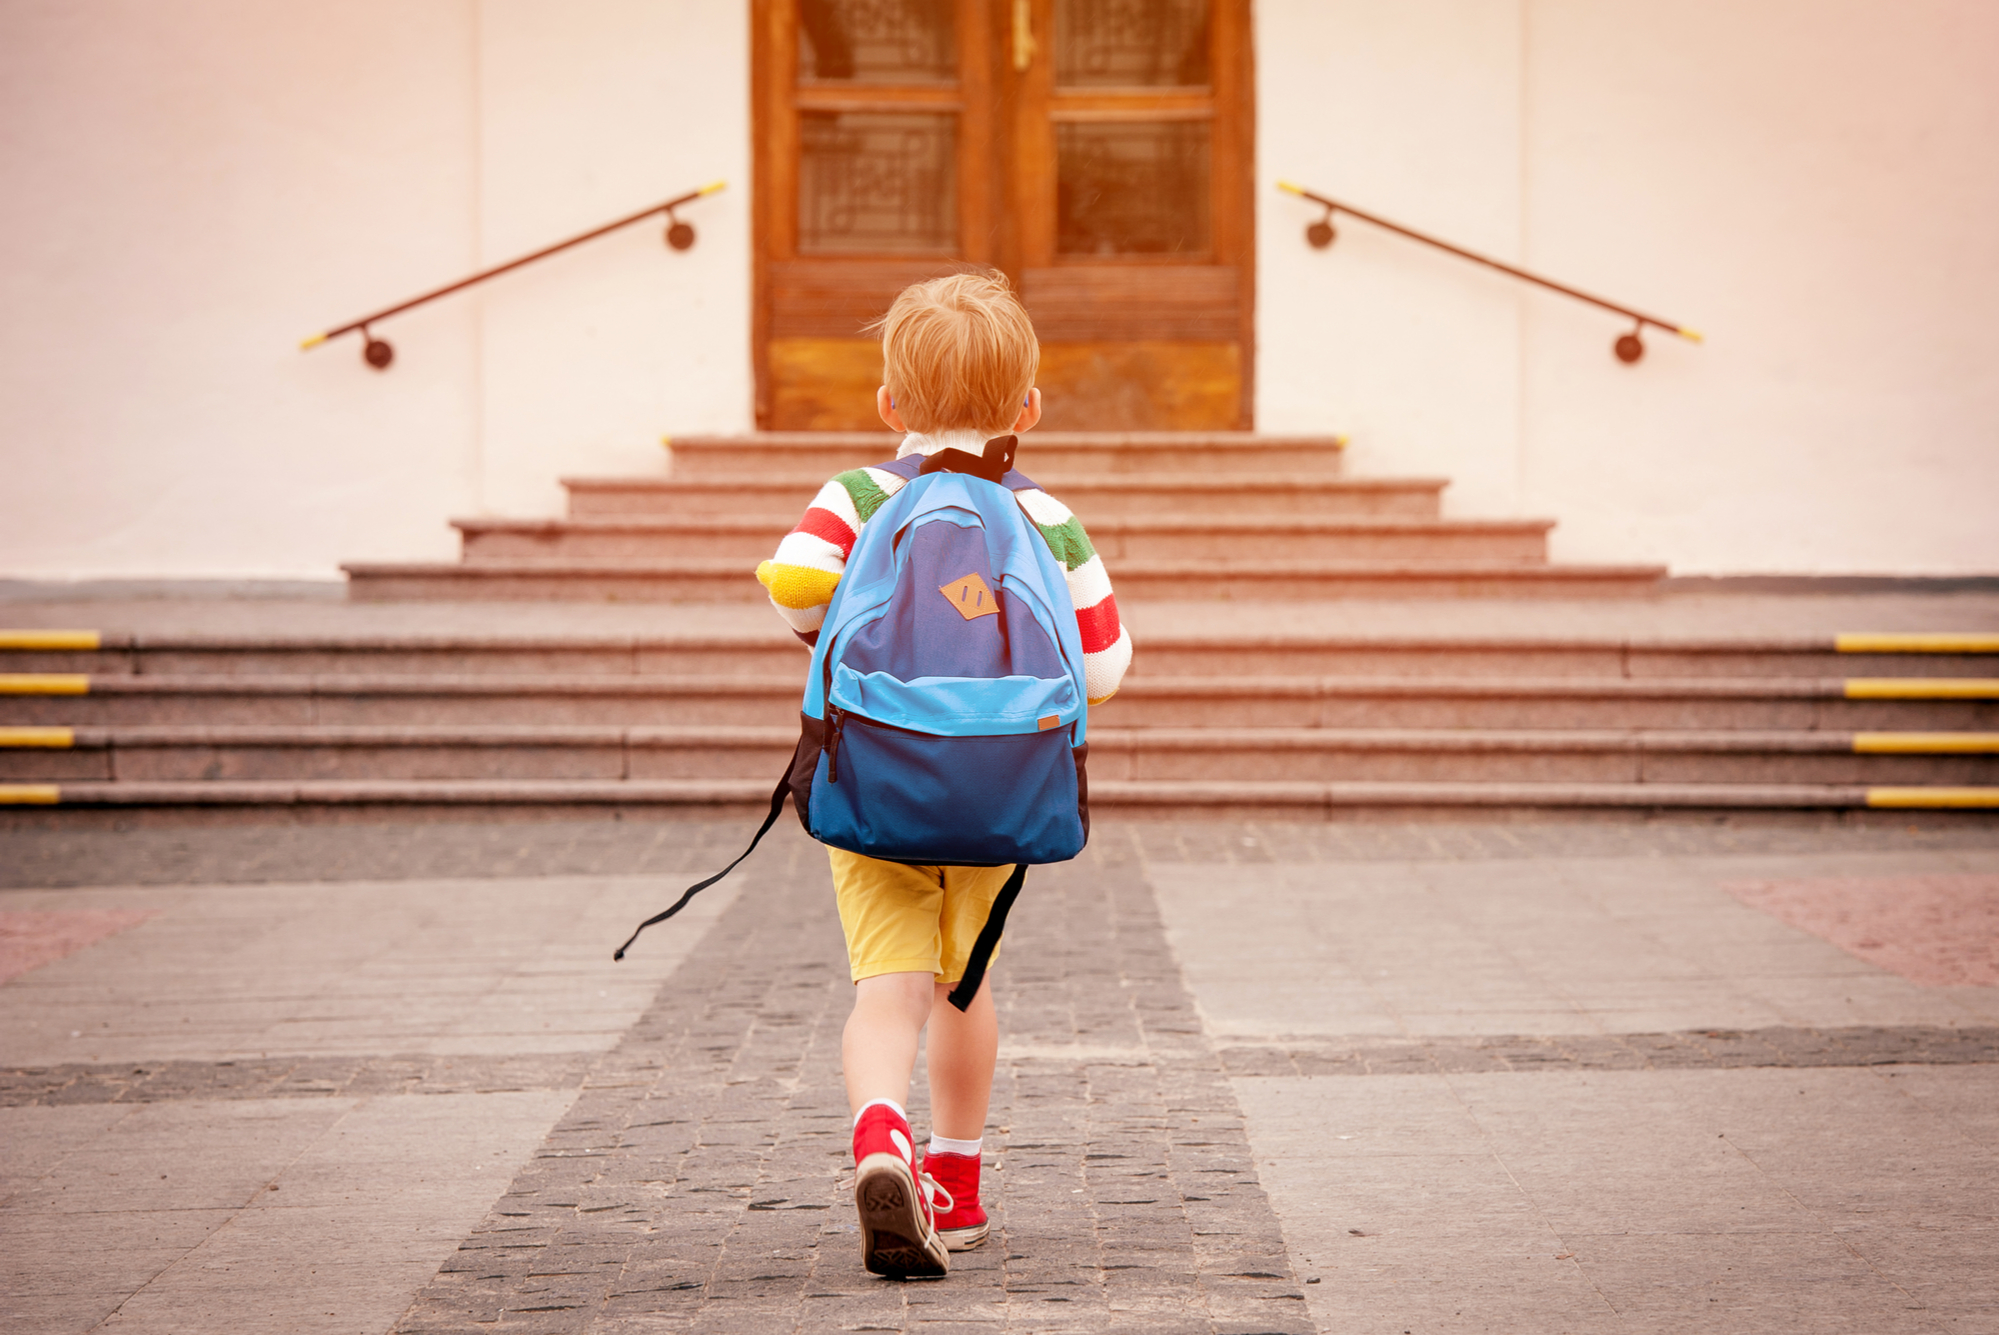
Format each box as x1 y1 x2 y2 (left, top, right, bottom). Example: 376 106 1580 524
853 1098 906 1126
927 1134 982 1158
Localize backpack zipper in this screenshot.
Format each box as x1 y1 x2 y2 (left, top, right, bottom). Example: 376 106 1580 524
824 705 844 783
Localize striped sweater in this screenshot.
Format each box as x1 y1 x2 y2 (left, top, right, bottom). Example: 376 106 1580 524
756 431 1134 704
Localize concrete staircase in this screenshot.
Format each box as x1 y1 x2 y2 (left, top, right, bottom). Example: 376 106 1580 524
3 626 1994 814
3 433 1994 815
342 433 1669 601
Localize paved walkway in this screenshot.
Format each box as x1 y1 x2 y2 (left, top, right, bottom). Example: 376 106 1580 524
1 814 1993 1334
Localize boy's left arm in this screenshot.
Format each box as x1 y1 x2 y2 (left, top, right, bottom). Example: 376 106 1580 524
756 472 875 645
1017 490 1133 704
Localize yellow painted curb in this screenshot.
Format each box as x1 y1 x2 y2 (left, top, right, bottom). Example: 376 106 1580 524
1866 787 2000 809
0 727 74 748
0 674 90 695
1844 678 1998 700
0 630 100 651
1854 732 1999 754
0 784 60 805
1838 633 2000 654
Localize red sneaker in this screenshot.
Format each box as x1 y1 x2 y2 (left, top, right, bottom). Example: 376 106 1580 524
851 1105 949 1278
920 1150 989 1250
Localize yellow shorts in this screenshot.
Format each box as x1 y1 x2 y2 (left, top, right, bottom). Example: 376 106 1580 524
829 848 1014 984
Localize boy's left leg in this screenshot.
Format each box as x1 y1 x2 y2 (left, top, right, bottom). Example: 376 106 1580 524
833 850 957 1277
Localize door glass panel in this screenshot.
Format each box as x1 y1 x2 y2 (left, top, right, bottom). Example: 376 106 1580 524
797 0 956 83
1055 0 1209 87
799 112 958 254
1056 120 1209 256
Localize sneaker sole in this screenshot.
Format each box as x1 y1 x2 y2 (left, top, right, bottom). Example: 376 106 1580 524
855 1153 949 1278
938 1220 989 1251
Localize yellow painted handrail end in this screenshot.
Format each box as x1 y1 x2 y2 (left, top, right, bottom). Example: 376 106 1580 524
299 332 328 350
1276 179 1305 196
0 784 60 805
1677 327 1704 343
699 180 728 196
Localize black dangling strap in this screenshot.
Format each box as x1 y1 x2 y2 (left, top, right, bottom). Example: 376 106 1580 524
612 769 789 960
945 863 1026 1012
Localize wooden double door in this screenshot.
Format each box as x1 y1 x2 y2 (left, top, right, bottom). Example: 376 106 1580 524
754 0 1254 431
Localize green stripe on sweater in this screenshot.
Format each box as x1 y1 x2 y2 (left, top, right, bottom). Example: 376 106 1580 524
1034 515 1096 572
835 468 893 524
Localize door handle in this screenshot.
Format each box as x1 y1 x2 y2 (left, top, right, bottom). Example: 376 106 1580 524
1012 0 1036 72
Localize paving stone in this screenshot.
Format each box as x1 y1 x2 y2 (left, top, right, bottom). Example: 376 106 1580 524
375 835 1306 1334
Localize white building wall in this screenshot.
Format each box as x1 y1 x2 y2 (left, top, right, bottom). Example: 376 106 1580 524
1259 0 1997 575
0 1 1990 580
0 0 751 581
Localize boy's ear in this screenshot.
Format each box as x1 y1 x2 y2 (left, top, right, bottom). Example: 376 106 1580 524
1010 388 1042 435
876 386 907 433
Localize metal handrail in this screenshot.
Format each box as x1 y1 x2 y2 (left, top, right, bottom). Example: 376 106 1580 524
301 181 726 370
1278 180 1700 364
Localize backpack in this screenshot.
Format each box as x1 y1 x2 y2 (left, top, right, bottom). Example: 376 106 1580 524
615 434 1091 1011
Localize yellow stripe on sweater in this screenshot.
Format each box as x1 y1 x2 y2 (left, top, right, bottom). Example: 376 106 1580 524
757 560 842 611
0 630 100 651
1837 633 1999 654
1865 787 1999 809
1844 679 1997 700
0 674 90 695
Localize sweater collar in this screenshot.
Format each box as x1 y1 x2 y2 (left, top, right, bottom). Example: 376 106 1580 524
895 429 989 460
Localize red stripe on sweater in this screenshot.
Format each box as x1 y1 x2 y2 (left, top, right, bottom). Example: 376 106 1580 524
1076 594 1121 655
792 506 857 556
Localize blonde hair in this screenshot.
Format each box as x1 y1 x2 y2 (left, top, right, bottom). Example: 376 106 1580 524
872 272 1039 435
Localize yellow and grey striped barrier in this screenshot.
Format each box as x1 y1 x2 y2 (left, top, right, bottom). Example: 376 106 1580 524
0 675 89 694
0 630 100 651
1843 679 1998 700
1838 632 1999 654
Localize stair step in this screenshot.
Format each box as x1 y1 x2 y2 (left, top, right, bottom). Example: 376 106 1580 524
4 725 1991 786
5 674 1992 729
342 558 1667 602
7 633 1990 681
664 431 1351 478
454 515 1555 564
10 777 1994 814
563 474 1447 519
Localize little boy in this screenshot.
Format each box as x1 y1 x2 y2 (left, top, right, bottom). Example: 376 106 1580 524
756 272 1132 1277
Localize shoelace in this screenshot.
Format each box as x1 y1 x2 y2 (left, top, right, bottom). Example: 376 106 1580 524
919 1171 955 1219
